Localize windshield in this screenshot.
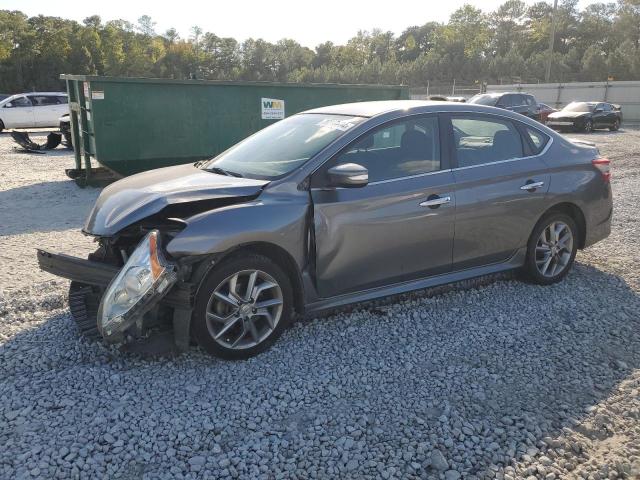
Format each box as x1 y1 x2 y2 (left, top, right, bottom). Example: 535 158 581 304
468 94 499 106
562 102 595 113
200 114 365 179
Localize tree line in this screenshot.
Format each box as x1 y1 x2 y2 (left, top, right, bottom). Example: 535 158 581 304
1 0 639 93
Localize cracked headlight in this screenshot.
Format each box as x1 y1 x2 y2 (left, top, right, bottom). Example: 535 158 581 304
97 230 177 341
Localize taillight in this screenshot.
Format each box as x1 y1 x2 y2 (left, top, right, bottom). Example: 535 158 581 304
592 158 611 182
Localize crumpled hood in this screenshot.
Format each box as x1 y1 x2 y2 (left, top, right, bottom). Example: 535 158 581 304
84 164 268 236
548 111 589 119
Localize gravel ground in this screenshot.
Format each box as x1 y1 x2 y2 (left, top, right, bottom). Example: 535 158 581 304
1 128 639 480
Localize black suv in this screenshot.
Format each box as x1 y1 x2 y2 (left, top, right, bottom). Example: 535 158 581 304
468 92 540 121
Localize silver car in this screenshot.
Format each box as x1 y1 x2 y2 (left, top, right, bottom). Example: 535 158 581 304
38 101 612 359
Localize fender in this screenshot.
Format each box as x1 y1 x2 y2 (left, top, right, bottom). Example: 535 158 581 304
165 190 310 271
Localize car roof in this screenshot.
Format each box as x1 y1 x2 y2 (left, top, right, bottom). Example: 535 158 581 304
301 99 538 120
10 92 67 97
302 100 480 118
479 92 531 97
303 100 435 117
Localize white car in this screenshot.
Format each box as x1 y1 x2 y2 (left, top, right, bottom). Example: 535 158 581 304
0 92 69 131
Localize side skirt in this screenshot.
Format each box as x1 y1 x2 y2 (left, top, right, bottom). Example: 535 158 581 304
305 248 526 315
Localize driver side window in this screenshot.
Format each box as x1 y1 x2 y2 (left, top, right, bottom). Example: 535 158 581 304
6 96 32 108
330 116 441 183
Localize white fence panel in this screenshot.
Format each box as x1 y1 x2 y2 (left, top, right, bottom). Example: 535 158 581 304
486 81 640 122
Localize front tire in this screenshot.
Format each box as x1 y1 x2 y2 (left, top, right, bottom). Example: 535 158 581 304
192 254 294 360
523 213 578 285
583 119 593 133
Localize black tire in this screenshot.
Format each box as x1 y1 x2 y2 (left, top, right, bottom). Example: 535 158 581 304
0 120 4 133
609 119 620 131
192 254 294 360
68 246 121 340
68 281 102 340
583 119 593 133
523 213 578 285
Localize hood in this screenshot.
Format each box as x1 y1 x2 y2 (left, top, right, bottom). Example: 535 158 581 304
548 111 589 119
84 163 268 236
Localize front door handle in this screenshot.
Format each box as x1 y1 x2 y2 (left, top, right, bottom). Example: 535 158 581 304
520 181 545 191
419 195 451 208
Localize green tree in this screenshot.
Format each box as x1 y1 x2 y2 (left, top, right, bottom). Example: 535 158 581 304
1 3 640 93
582 45 608 80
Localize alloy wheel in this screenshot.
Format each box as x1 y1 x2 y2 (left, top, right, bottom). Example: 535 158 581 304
535 221 574 278
584 120 593 133
206 269 283 350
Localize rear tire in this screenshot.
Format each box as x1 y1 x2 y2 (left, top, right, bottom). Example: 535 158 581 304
192 254 294 360
523 213 578 285
0 120 4 133
610 119 620 131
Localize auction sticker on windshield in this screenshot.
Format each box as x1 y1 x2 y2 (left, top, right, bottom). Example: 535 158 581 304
316 118 358 131
261 98 285 120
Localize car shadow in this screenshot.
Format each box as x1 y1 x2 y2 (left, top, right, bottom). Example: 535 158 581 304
0 180 101 236
1 262 638 478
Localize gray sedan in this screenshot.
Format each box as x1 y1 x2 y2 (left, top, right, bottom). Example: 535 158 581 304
38 101 612 359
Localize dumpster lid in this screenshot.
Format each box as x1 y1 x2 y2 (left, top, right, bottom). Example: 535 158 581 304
59 74 407 90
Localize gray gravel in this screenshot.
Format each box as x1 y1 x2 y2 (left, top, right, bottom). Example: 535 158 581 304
1 128 639 479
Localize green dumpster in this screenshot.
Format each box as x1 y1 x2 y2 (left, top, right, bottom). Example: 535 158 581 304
60 75 409 186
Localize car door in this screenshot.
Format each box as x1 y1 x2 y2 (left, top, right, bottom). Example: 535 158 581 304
601 103 616 127
1 95 34 128
310 114 455 298
511 94 530 117
591 103 606 128
55 95 70 119
524 95 538 120
447 113 551 270
496 94 513 112
28 95 63 127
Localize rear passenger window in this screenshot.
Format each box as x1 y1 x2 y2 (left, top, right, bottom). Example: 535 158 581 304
452 116 524 168
524 126 549 154
29 95 60 106
335 116 440 182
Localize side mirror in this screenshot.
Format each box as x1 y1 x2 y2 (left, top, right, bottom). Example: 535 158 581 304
4 102 13 108
594 107 603 113
327 163 368 188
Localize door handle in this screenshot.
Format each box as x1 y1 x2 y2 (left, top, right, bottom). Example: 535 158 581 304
419 195 451 208
520 181 545 191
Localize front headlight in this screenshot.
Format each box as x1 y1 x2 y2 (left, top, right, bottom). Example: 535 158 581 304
97 230 177 341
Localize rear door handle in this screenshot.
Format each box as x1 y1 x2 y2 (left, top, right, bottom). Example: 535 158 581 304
420 195 451 208
520 181 545 191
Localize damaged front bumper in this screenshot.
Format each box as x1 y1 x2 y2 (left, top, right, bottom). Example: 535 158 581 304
37 232 195 351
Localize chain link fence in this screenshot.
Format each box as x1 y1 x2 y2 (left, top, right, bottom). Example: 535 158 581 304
410 81 484 100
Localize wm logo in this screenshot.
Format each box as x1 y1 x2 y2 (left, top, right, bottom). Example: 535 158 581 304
263 100 282 109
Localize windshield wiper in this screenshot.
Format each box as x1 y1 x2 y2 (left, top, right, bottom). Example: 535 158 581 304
205 166 243 178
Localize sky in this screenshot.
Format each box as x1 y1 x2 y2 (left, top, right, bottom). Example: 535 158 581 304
9 0 601 48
